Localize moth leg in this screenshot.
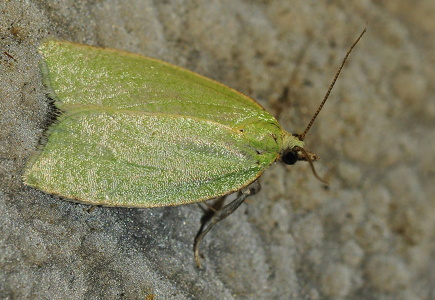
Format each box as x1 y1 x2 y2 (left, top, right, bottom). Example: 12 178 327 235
194 181 261 268
199 196 226 213
195 197 226 240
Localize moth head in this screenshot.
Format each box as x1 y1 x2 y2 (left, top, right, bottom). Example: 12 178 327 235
279 131 325 184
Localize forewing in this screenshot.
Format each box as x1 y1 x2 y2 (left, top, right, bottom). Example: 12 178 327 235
40 40 278 128
24 110 277 207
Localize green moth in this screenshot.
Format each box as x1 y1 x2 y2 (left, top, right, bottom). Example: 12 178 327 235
24 30 365 267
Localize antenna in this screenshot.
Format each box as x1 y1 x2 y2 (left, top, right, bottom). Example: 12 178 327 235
299 28 366 141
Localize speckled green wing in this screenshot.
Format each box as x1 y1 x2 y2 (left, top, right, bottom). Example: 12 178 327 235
24 40 284 207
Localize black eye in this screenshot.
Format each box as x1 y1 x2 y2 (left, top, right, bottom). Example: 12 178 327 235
281 149 298 165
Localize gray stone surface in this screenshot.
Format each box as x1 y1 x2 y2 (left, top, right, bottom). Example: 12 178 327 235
1 0 434 299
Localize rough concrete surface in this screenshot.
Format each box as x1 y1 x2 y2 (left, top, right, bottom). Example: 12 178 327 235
1 1 434 299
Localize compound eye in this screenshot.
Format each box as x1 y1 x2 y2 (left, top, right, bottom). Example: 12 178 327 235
281 149 298 165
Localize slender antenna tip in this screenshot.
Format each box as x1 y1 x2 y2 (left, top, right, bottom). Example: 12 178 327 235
300 28 366 141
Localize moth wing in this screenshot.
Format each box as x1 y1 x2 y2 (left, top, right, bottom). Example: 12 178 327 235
40 40 278 129
24 109 276 207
